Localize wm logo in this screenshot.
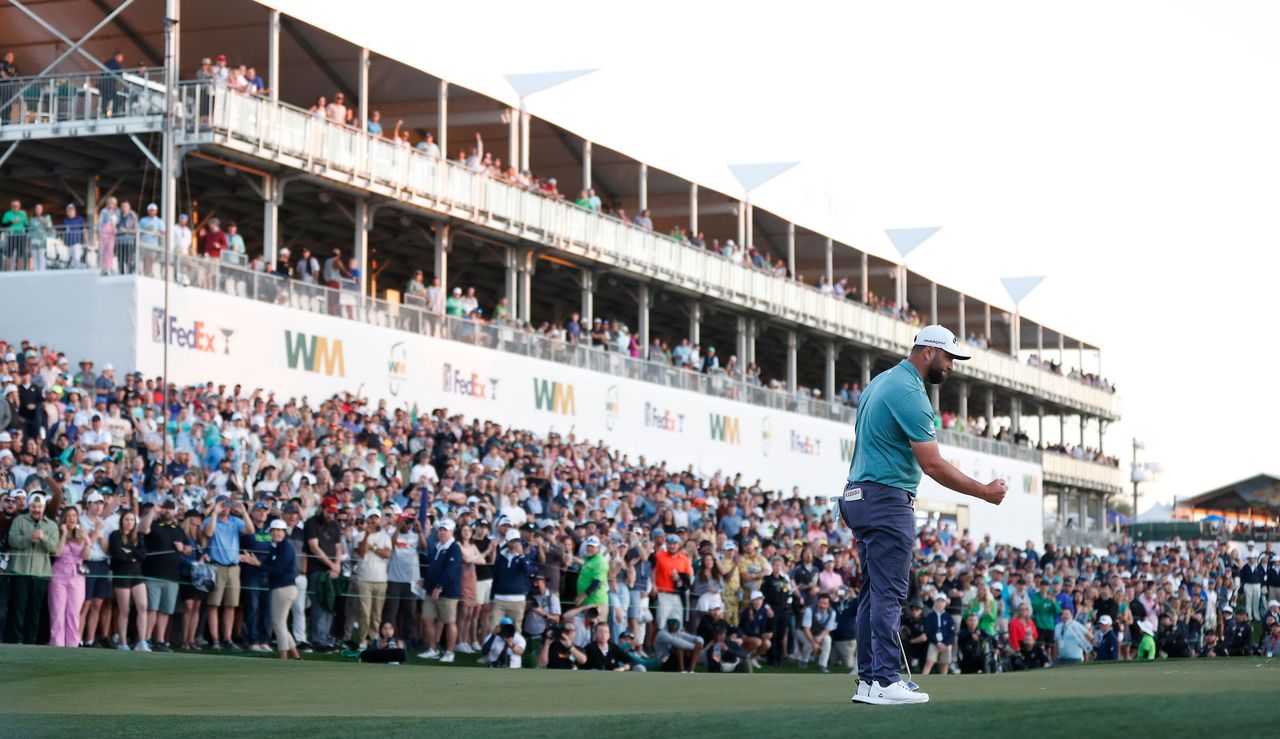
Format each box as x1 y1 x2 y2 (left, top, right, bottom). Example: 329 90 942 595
285 331 345 377
533 378 575 415
840 439 855 463
709 414 740 444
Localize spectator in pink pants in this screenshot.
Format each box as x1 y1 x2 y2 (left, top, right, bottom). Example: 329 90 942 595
49 506 90 647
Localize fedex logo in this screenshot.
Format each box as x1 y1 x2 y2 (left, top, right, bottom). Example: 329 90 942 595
151 308 226 353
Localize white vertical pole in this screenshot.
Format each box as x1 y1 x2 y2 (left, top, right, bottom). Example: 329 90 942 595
267 9 280 102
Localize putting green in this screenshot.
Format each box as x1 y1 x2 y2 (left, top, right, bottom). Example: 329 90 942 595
2 646 1274 737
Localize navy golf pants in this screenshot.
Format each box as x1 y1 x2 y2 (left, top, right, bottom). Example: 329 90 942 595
839 481 914 686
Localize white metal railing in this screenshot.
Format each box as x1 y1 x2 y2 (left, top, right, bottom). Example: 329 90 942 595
126 244 856 423
935 428 1043 464
1041 453 1124 493
180 84 1118 419
0 68 167 128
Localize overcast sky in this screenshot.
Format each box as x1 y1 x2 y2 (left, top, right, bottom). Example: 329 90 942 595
276 0 1280 507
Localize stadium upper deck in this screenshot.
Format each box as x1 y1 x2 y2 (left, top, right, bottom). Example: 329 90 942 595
0 0 1124 529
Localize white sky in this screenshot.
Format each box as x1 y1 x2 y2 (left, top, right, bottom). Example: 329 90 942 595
273 0 1280 507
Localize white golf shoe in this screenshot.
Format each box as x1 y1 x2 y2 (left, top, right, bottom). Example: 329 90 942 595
851 679 929 705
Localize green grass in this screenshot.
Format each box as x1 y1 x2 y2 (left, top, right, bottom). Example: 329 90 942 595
1 646 1275 737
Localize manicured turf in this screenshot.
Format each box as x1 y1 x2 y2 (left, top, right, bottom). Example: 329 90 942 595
1 646 1274 737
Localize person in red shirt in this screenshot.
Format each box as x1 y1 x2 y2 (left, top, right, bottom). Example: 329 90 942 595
199 218 228 260
653 534 692 630
1008 602 1038 651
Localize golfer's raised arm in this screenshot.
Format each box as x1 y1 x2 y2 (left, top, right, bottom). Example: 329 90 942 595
910 439 1007 505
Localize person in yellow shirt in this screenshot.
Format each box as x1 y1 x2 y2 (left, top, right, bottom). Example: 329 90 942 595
719 541 742 626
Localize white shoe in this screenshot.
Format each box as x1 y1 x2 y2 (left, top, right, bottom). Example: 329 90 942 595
136 641 151 652
852 680 929 705
470 641 482 652
417 649 440 660
750 657 763 669
439 651 455 663
117 644 132 652
455 642 474 654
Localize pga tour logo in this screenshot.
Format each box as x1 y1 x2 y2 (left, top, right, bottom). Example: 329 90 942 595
151 308 231 354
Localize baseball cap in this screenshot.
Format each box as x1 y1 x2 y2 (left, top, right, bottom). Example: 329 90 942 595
723 541 737 550
1139 621 1154 635
269 519 289 531
504 529 522 543
85 491 104 503
750 590 764 601
1098 615 1113 625
665 534 680 544
437 519 456 532
618 630 634 640
1222 605 1234 613
913 325 971 360
28 493 47 506
584 535 601 547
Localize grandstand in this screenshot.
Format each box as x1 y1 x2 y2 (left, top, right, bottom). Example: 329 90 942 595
0 0 1122 549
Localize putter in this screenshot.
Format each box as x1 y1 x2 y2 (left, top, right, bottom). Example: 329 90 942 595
895 630 920 691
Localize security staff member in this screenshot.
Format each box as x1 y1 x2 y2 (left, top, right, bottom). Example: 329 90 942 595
842 325 1006 706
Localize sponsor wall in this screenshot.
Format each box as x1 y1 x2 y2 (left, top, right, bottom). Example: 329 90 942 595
6 274 1044 546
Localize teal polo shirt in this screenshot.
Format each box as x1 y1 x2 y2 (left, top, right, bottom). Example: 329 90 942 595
846 359 935 495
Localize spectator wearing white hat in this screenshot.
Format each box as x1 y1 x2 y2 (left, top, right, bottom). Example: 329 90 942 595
575 534 610 618
5 491 59 644
353 509 392 647
653 533 692 630
1095 614 1118 661
419 518 462 662
1240 550 1264 621
490 528 529 630
262 518 301 661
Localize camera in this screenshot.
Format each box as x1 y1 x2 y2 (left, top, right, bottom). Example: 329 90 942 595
53 470 66 483
499 623 516 639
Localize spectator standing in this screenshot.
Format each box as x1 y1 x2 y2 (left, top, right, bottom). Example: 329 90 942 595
922 593 956 675
384 513 424 643
653 534 691 628
262 518 301 660
5 492 58 644
63 205 87 265
303 496 342 650
1054 607 1090 665
420 518 462 662
491 529 529 629
295 247 320 284
1095 614 1118 660
138 203 164 251
203 495 253 650
575 535 610 616
140 500 188 651
238 503 273 652
107 509 148 651
353 509 392 646
171 214 192 255
47 505 89 647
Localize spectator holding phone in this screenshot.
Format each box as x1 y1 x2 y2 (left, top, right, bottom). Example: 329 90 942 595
47 505 89 647
203 495 253 650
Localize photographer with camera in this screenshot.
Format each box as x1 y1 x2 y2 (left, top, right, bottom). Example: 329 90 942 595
479 615 526 668
539 620 585 669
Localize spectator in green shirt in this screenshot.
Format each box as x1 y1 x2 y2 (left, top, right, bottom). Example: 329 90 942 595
3 199 28 234
1136 621 1157 660
575 535 609 613
1030 582 1062 653
445 287 465 317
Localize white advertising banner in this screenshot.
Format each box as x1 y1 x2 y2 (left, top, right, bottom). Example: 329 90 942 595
0 273 1044 546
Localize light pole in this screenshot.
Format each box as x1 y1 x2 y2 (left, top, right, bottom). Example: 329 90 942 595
1130 437 1161 521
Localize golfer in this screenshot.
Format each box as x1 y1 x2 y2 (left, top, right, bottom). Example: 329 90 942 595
843 326 1007 705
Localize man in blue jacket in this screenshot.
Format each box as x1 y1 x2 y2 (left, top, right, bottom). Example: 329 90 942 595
490 529 529 630
922 593 956 675
419 518 462 662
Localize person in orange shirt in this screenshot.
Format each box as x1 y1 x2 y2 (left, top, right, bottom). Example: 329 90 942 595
654 534 692 629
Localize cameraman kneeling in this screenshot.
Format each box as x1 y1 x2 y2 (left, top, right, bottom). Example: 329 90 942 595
480 616 526 668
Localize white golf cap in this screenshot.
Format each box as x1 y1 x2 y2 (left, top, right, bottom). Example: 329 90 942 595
1098 615 1113 625
437 519 455 531
913 325 971 359
584 535 601 547
269 519 289 531
1268 599 1280 608
750 590 765 600
504 529 522 543
1139 621 1154 636
85 492 104 503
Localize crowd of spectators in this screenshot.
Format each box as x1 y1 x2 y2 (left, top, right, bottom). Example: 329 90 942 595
1027 353 1116 394
2 337 1277 674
